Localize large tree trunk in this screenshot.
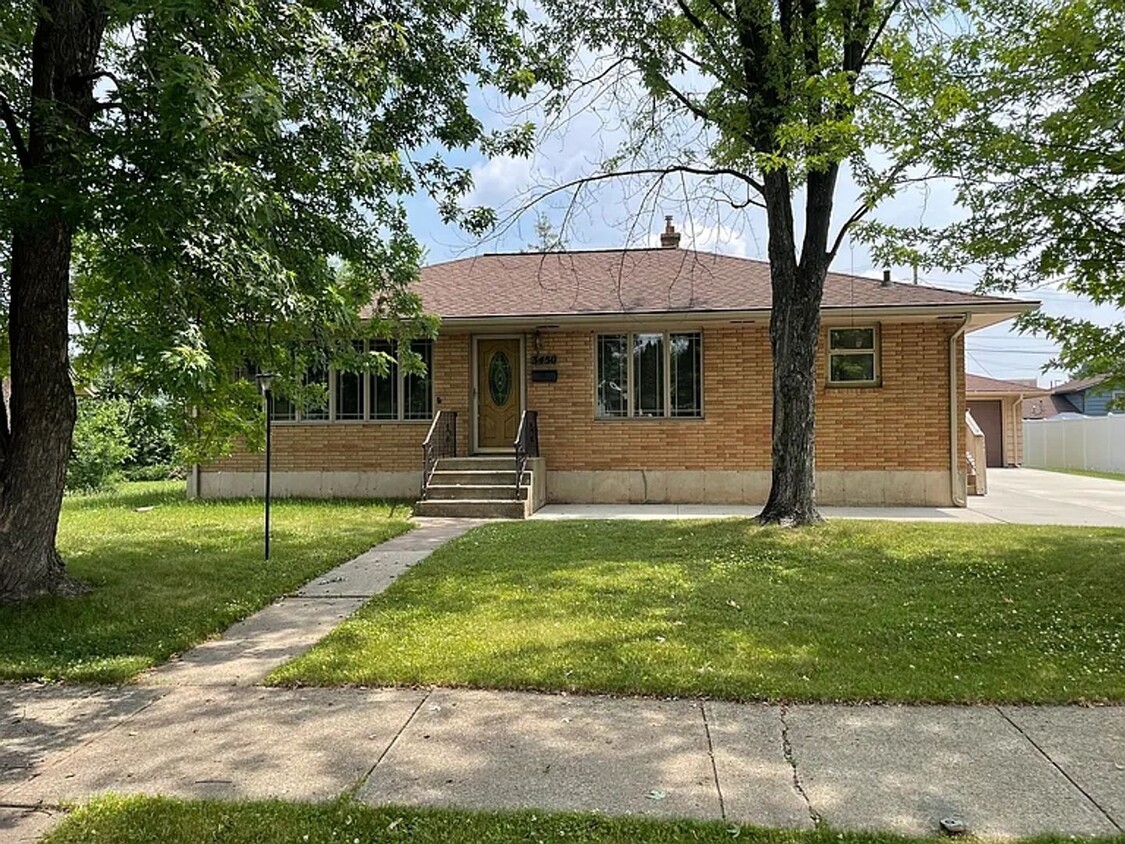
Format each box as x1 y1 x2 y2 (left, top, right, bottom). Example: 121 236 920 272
0 1 107 603
755 169 832 526
757 261 825 525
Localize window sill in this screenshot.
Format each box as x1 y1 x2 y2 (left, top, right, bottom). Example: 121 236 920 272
594 415 706 421
825 380 882 389
269 419 434 426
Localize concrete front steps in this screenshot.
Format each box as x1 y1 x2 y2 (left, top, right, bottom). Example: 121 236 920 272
415 456 542 519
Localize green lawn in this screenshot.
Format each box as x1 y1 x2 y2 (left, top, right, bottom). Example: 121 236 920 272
44 797 1125 844
1043 467 1125 483
0 482 412 683
271 520 1125 703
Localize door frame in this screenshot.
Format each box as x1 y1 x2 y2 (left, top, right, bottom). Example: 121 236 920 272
471 334 527 453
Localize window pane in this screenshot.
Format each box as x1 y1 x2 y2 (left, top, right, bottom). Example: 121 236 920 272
830 353 875 382
335 340 365 420
303 363 329 420
632 333 664 417
596 335 628 417
270 396 296 422
830 328 875 351
370 339 398 420
403 339 433 421
670 332 702 417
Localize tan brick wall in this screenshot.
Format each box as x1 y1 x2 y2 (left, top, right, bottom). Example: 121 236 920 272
531 321 961 472
204 321 965 481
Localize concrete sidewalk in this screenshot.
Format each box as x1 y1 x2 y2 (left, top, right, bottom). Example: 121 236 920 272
2 684 1123 840
3 512 1124 842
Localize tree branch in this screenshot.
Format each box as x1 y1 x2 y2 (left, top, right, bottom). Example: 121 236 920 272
702 0 735 24
858 0 900 73
660 72 715 124
0 97 29 168
675 0 745 85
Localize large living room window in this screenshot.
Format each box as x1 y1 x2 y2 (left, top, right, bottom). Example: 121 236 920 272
368 338 433 422
265 339 433 423
596 331 702 418
827 327 879 385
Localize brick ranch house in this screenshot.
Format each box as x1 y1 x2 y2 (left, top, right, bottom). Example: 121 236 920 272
192 226 1036 515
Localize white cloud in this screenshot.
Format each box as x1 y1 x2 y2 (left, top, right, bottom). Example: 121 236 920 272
463 156 534 208
645 220 755 257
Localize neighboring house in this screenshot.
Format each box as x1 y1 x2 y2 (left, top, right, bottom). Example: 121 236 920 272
1024 375 1123 419
195 222 1036 511
966 374 1043 468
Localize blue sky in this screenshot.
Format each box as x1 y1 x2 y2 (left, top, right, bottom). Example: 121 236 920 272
401 89 1120 389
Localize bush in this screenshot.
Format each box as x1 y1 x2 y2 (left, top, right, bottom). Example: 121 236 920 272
122 463 174 482
67 399 134 493
121 395 179 472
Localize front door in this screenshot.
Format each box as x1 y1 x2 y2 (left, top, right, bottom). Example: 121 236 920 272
477 338 522 450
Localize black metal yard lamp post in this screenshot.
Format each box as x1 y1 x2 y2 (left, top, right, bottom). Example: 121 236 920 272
256 372 275 561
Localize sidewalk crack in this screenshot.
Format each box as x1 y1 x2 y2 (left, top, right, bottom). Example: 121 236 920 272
346 690 431 799
996 706 1122 832
699 702 726 820
779 704 821 828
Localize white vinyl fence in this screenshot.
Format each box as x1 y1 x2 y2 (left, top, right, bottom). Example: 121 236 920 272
1023 415 1125 473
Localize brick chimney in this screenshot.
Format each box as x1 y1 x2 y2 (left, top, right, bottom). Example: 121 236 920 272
660 216 681 248
881 268 893 287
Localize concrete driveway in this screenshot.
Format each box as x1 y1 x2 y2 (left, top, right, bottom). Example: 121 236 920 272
533 468 1125 527
970 468 1125 527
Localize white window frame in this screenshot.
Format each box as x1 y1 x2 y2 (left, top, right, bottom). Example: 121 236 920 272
272 339 434 424
594 330 704 419
826 325 880 387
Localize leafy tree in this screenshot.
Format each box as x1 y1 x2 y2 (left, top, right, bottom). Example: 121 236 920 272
529 212 566 252
540 0 961 523
66 399 133 494
0 0 552 602
877 0 1124 393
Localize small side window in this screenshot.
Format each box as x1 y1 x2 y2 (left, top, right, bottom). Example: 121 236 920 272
828 327 878 385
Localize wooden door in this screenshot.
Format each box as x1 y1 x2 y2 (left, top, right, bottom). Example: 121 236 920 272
967 399 1004 468
477 338 522 449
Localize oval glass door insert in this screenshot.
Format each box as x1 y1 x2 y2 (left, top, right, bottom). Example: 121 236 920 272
489 351 512 405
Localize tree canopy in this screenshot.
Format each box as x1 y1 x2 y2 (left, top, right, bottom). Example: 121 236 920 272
537 0 970 522
1 0 553 461
0 0 554 600
871 0 1125 391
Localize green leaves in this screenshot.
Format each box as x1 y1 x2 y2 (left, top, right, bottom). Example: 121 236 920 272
873 0 1125 390
0 0 550 461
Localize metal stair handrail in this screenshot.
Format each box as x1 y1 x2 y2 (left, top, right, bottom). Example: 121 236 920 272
513 410 539 496
421 410 457 500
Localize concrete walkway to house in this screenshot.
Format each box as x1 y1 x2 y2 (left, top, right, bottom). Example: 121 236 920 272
532 468 1125 527
3 512 1124 842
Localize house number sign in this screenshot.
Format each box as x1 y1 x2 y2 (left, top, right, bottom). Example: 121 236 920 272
530 354 557 366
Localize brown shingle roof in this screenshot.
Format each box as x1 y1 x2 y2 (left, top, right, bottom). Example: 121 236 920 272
1023 394 1080 419
410 248 1029 319
966 373 1043 394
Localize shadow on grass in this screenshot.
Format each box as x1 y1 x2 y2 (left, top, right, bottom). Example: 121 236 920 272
274 519 1125 703
0 487 414 682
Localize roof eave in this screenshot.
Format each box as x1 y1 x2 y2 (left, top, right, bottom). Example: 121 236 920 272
428 301 1038 331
